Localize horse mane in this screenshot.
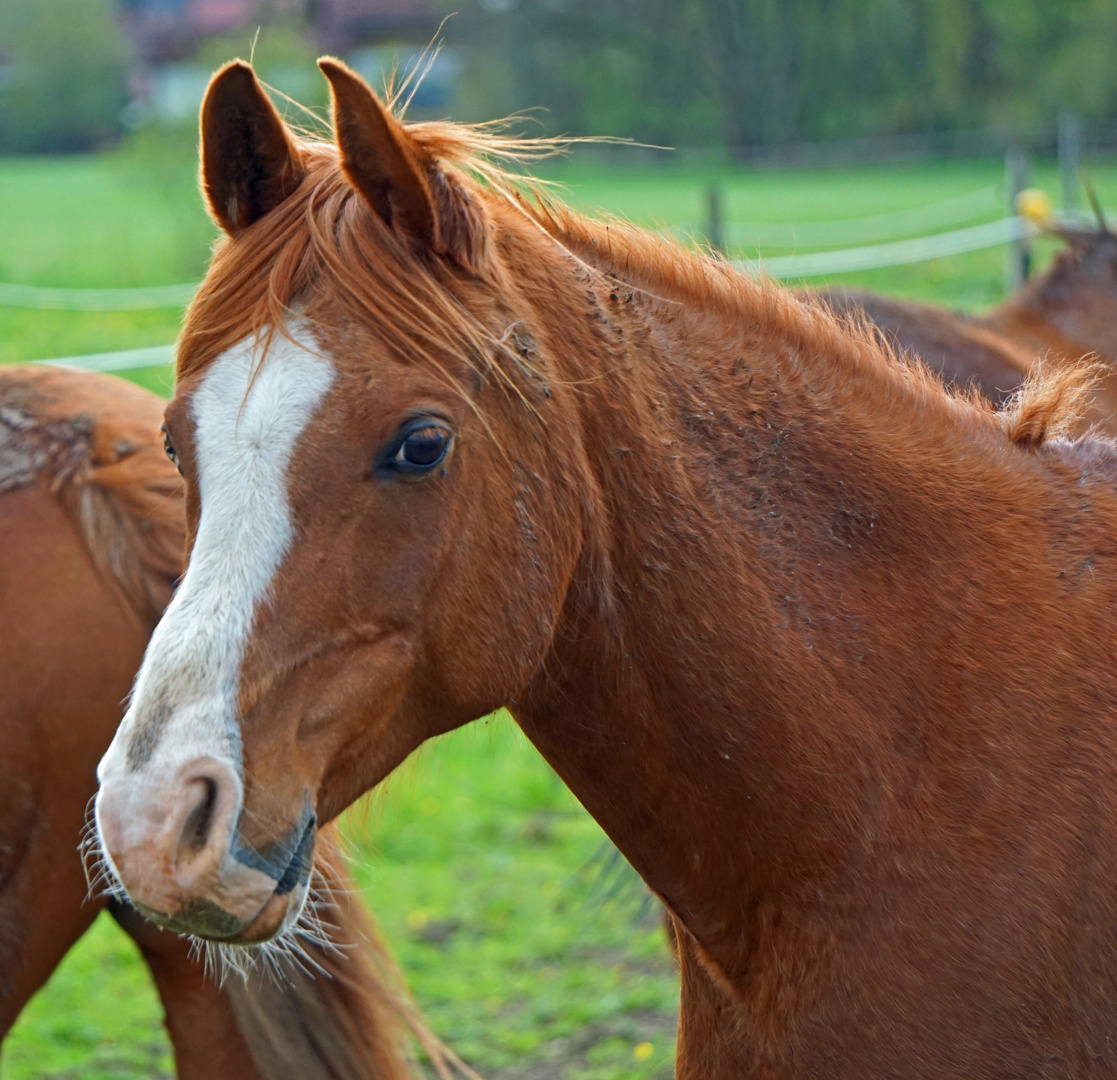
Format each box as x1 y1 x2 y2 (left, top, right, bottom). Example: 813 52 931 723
995 357 1108 449
534 202 1115 452
64 454 184 625
0 368 183 624
178 108 1098 461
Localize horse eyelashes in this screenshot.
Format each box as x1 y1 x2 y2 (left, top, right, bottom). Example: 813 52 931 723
161 427 181 472
376 419 452 478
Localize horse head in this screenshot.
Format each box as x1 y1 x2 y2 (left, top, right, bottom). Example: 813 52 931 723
1013 191 1117 360
95 59 588 943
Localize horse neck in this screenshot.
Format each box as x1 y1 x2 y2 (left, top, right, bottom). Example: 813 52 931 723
506 220 1052 979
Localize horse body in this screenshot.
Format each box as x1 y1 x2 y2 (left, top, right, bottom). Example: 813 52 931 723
823 227 1117 427
0 365 417 1079
94 59 1117 1077
0 365 198 1044
508 231 1117 1075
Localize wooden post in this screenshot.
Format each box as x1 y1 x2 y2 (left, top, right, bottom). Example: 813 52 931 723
1059 110 1081 212
706 183 725 254
1006 146 1031 292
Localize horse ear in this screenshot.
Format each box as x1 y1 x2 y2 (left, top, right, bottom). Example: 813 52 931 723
318 57 443 251
200 61 306 234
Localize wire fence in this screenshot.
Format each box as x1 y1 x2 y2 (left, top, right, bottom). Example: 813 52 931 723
676 184 1001 249
736 215 1036 280
21 186 1044 375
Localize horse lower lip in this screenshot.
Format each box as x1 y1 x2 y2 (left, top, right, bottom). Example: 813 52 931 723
133 896 248 940
140 886 291 942
227 890 291 944
131 899 175 928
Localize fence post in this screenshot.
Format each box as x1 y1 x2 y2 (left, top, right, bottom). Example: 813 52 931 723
1005 146 1031 292
1059 110 1081 212
706 183 725 254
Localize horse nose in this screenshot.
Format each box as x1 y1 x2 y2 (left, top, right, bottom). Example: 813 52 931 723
97 757 242 917
173 761 241 887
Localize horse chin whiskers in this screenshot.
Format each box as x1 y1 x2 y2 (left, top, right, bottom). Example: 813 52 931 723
187 870 345 989
79 796 127 904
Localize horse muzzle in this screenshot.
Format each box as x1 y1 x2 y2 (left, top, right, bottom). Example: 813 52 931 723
95 756 315 942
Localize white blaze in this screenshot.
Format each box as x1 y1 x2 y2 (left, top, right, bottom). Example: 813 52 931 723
98 324 335 785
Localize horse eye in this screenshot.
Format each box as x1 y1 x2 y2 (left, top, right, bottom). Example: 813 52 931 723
161 427 181 472
392 425 451 472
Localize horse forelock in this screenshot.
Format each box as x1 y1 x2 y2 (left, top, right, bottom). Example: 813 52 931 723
177 141 513 400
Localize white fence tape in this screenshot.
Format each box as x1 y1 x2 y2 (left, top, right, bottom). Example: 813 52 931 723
22 211 1041 374
682 185 1000 249
35 344 175 372
0 186 1006 312
0 281 198 311
736 215 1036 280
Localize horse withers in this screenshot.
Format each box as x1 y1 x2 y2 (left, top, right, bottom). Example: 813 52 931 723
96 59 1117 1078
0 364 430 1079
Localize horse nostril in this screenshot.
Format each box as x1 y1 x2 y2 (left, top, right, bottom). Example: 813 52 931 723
181 776 218 852
169 760 241 886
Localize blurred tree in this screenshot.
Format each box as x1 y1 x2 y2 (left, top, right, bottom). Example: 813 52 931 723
445 0 1117 153
193 20 327 120
452 0 723 147
0 0 130 153
1 0 1111 157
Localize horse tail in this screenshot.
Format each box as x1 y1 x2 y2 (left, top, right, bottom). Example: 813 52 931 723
223 826 482 1080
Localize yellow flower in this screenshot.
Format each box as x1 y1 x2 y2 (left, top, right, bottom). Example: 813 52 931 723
633 1041 654 1061
1016 188 1054 225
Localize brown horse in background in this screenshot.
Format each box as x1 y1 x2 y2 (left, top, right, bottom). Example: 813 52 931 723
0 364 446 1079
96 58 1117 1078
820 219 1117 427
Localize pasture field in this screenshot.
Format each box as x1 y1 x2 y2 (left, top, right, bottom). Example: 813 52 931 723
3 136 1115 1078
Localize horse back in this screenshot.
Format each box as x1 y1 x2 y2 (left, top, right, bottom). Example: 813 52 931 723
817 288 1032 402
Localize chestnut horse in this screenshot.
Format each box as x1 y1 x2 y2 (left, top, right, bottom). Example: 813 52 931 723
0 364 438 1079
820 218 1117 427
96 58 1117 1078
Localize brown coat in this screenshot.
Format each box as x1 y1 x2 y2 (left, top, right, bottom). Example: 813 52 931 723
99 59 1117 1078
820 228 1117 430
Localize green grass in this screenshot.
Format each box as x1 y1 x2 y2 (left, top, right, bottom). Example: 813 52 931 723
3 916 175 1079
343 717 675 1076
5 719 674 1079
4 138 1116 1078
